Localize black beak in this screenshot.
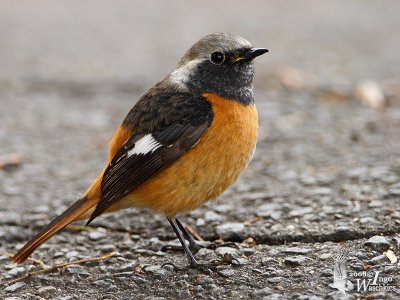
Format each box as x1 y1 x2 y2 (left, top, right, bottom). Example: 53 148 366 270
234 48 269 63
245 48 269 60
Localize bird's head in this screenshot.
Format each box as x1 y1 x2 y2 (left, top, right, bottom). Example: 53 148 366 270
167 33 268 104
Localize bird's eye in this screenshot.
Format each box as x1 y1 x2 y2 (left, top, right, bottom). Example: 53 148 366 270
210 52 225 65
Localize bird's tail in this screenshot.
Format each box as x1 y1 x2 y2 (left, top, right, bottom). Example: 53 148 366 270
12 195 97 263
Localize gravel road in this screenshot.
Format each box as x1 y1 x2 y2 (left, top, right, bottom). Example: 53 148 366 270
1 1 400 299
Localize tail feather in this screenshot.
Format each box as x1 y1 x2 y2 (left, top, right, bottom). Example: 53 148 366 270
12 196 96 263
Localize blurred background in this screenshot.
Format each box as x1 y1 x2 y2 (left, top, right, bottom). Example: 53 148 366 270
1 1 400 298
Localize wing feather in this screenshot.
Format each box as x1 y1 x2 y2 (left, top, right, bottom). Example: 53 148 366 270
86 122 209 224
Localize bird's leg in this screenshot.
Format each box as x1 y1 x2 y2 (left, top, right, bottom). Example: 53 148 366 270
162 217 238 252
175 218 238 250
174 218 205 251
162 218 217 272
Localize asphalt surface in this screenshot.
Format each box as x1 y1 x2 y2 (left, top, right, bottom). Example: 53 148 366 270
1 1 400 299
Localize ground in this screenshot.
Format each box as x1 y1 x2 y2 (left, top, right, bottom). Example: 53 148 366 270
1 1 400 299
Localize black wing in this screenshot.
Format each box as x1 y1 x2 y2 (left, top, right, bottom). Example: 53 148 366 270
86 121 209 224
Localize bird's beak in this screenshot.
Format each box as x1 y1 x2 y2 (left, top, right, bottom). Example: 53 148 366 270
234 48 269 63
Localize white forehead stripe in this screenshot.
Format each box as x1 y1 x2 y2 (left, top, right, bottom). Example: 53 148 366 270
127 134 162 157
169 58 204 88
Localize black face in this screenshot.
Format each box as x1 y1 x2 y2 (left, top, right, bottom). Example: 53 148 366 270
187 48 256 105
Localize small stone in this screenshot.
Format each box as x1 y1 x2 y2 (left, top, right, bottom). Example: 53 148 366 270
368 200 384 208
96 244 116 252
282 247 312 254
268 277 286 283
242 247 256 256
251 287 274 297
369 255 388 265
359 217 379 224
384 249 397 264
88 230 107 241
355 80 385 109
320 253 332 260
308 187 332 196
215 247 240 258
215 222 245 240
256 203 282 218
144 265 169 276
7 267 26 276
218 268 235 277
365 236 390 251
4 282 26 292
196 218 205 226
388 188 400 196
320 268 333 277
53 251 65 258
284 256 310 266
4 297 23 300
204 211 223 222
289 207 313 218
196 248 215 258
37 286 57 296
261 257 279 266
232 257 248 265
65 251 79 259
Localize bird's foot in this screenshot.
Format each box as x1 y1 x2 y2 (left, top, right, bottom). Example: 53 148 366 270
162 259 220 273
162 240 238 252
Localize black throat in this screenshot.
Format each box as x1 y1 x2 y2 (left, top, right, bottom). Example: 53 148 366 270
185 60 255 105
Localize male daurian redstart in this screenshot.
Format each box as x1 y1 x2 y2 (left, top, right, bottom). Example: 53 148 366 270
13 33 268 269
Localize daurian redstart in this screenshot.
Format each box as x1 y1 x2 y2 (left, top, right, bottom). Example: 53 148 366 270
13 33 268 269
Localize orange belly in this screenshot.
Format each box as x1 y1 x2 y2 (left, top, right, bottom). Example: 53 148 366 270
109 93 258 217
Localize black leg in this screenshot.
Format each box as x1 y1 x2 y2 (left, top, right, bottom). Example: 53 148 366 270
175 218 205 251
167 218 199 267
164 218 218 272
175 218 238 250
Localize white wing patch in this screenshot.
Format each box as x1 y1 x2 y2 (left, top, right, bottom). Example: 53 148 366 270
168 58 204 88
127 134 162 157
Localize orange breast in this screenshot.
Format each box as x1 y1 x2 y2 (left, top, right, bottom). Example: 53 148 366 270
111 93 258 217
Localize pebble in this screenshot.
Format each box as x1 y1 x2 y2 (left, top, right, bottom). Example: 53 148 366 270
364 236 390 251
88 230 107 241
289 207 313 218
388 188 400 196
144 265 170 276
307 187 332 196
320 253 332 260
284 256 310 266
37 286 57 296
267 277 286 284
218 268 235 277
369 255 388 265
215 247 240 258
215 222 245 240
96 244 117 252
251 287 274 297
320 268 333 277
7 267 26 276
4 297 23 300
4 282 26 292
204 211 223 222
196 248 215 258
242 247 256 256
282 247 312 254
355 80 385 109
359 217 379 224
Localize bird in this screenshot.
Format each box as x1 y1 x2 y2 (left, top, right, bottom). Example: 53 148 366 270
12 32 268 270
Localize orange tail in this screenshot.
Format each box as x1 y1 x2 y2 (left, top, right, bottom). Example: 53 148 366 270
12 195 97 263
